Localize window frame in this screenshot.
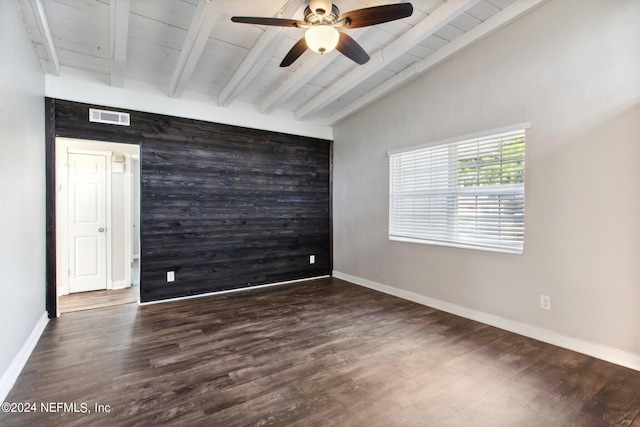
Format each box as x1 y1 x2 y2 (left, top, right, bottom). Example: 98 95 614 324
387 123 530 254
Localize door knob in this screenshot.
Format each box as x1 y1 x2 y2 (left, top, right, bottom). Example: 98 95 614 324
98 227 105 232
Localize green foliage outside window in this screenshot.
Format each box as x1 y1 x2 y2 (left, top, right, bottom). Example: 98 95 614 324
457 136 525 187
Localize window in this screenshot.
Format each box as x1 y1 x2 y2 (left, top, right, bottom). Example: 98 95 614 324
388 124 528 254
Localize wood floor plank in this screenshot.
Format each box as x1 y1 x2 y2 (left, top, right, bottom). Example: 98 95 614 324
58 285 138 313
2 278 639 426
581 368 640 426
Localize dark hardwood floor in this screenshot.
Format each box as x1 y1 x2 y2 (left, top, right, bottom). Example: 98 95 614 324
2 278 640 426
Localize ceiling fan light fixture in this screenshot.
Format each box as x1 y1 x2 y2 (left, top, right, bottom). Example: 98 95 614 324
305 25 339 54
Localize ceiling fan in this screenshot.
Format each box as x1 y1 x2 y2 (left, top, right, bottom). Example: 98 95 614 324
231 0 413 67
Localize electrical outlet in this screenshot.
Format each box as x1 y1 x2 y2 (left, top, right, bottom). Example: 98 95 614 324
309 255 315 264
540 295 551 310
374 266 379 276
167 271 175 282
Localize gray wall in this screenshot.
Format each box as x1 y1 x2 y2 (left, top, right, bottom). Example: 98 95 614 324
333 0 640 356
0 1 47 382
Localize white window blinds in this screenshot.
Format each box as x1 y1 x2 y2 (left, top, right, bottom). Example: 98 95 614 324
388 126 527 254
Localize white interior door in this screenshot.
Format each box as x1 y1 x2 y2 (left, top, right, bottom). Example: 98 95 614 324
131 155 140 259
68 153 108 293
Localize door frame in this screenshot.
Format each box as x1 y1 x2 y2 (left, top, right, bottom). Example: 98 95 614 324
123 152 135 289
55 140 113 297
52 136 140 316
131 154 141 261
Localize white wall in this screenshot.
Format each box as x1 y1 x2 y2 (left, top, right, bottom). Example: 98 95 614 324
45 68 333 141
333 0 640 360
0 0 47 393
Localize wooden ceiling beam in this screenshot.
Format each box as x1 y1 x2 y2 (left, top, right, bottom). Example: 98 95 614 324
17 0 60 76
295 0 483 121
110 0 131 88
326 0 551 125
169 0 223 99
260 47 335 115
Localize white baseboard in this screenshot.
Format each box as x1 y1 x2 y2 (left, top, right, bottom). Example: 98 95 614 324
333 271 640 372
139 275 331 306
112 280 128 290
0 312 49 402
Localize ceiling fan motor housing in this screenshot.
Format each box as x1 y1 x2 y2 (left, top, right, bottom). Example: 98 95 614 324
304 5 339 25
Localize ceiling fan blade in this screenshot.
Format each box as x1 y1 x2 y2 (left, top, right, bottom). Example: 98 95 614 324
336 32 370 65
231 16 304 27
280 38 309 67
339 3 413 29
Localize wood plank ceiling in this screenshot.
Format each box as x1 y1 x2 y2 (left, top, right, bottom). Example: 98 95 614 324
18 0 548 127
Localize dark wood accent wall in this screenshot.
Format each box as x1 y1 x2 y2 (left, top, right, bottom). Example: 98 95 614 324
45 98 57 317
46 98 332 304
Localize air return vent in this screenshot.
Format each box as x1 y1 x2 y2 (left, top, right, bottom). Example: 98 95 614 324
89 108 130 126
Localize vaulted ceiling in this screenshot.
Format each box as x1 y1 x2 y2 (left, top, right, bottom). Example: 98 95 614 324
18 0 547 129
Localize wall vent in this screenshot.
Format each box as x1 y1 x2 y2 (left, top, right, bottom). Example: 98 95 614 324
89 108 130 126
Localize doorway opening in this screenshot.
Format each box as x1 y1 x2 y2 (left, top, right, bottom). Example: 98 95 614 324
55 138 140 314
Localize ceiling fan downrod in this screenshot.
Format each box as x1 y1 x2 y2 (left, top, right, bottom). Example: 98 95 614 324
308 0 333 16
